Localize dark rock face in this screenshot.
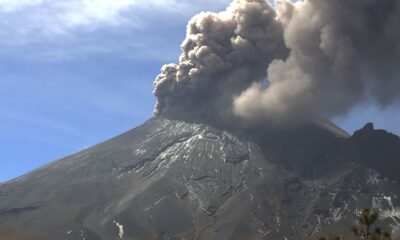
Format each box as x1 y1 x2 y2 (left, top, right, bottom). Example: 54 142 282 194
0 117 399 240
349 123 400 181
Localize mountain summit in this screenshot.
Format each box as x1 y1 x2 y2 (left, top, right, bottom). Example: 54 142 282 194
0 117 399 240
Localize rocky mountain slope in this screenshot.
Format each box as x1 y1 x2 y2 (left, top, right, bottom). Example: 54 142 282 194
0 117 399 240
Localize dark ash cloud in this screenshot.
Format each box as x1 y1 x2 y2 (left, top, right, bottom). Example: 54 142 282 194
154 0 400 124
153 0 287 119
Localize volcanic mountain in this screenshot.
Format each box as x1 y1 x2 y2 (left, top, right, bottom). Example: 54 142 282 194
0 116 399 240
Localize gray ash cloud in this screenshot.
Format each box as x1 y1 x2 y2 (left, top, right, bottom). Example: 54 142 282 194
153 0 400 124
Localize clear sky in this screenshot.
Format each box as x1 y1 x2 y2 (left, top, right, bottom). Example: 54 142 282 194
0 0 399 183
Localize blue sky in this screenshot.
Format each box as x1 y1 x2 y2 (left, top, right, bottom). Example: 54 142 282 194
0 0 399 183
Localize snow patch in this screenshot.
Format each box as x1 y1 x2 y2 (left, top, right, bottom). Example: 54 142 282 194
313 215 323 235
80 230 86 240
331 207 343 222
250 193 255 203
276 214 281 226
155 196 166 205
113 220 124 239
384 195 394 208
367 170 381 185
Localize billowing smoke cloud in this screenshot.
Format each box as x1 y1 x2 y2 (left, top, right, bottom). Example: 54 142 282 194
153 0 287 119
234 0 400 123
154 0 400 124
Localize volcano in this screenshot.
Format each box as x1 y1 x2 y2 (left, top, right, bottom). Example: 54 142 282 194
0 117 399 240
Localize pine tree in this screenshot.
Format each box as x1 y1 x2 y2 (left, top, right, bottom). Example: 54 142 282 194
318 208 392 240
351 208 392 240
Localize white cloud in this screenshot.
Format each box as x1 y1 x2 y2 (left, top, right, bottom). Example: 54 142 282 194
57 1 133 27
0 0 44 11
0 0 230 60
0 0 230 33
0 0 140 38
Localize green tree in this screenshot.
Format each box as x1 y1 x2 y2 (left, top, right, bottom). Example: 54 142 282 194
318 208 392 240
351 208 391 240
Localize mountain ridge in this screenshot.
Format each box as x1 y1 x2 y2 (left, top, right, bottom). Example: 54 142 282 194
0 117 399 240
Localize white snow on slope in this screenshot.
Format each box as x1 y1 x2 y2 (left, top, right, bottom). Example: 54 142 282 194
113 220 124 239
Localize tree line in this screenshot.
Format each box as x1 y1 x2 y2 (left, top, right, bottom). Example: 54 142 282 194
319 208 392 240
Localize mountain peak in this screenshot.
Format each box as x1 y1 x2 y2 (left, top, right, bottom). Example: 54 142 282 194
0 117 399 240
362 122 375 131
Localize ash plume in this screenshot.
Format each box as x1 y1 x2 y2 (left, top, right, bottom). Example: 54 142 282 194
153 0 287 119
154 0 400 124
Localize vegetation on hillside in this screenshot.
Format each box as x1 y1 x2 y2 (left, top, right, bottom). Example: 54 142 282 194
319 208 392 240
